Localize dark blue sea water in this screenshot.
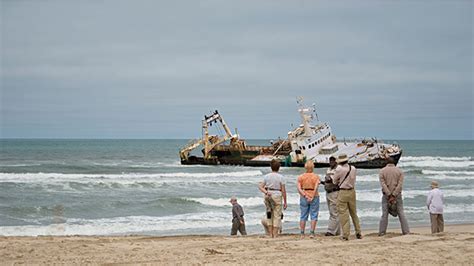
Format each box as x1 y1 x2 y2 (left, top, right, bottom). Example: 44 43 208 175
0 139 472 236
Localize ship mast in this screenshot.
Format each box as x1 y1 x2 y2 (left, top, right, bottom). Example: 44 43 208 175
297 97 317 137
202 110 237 159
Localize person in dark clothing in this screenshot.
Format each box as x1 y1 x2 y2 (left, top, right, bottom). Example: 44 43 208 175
230 196 247 236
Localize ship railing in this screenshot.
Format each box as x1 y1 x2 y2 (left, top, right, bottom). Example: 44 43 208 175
341 137 383 144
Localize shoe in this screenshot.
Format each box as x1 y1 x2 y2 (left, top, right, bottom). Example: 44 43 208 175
325 232 335 237
356 233 362 239
309 233 315 239
378 233 385 237
341 237 348 241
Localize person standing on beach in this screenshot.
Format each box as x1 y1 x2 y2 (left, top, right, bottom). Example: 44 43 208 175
259 160 287 238
230 196 247 236
297 160 320 239
427 181 444 234
332 154 362 240
378 157 410 236
322 156 341 236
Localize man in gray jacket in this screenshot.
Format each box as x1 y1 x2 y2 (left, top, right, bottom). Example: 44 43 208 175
378 157 410 236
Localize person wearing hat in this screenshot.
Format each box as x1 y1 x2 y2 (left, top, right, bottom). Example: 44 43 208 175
427 181 444 234
230 196 247 236
378 157 410 236
321 156 341 236
332 154 362 240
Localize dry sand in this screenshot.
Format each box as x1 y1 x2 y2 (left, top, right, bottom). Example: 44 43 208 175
1 224 473 265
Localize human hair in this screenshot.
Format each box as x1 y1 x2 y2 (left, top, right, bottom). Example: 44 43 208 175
305 160 314 172
329 156 336 162
270 159 280 172
387 157 395 164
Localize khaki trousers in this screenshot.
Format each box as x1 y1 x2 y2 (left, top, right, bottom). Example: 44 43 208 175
430 213 444 234
265 194 282 228
326 191 340 235
337 189 361 238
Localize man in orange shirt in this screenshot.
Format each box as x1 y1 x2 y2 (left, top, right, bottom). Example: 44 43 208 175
297 160 321 239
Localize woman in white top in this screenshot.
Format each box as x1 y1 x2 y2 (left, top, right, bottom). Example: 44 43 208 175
427 181 444 234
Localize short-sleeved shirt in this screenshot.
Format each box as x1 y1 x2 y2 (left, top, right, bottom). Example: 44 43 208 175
298 173 320 198
332 164 357 189
263 172 286 196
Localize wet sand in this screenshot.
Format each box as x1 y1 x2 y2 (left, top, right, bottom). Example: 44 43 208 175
1 224 473 265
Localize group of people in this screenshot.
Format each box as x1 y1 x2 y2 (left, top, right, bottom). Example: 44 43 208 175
230 154 445 238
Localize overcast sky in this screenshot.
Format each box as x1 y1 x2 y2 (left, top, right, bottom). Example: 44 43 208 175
1 0 472 139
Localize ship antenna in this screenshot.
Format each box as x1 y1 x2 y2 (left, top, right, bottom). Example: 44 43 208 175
312 103 319 122
297 96 304 107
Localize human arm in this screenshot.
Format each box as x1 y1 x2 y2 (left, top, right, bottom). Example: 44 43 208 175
311 176 320 199
297 177 305 197
297 177 312 202
281 184 287 210
332 167 341 185
426 191 432 210
393 171 404 196
379 171 390 195
236 205 245 224
259 182 269 196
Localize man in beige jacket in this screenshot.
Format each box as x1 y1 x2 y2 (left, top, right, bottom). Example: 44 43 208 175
378 157 410 236
332 154 362 240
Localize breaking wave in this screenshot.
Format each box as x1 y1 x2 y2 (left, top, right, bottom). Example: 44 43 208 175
1 203 472 236
399 156 473 168
0 170 263 182
186 188 474 207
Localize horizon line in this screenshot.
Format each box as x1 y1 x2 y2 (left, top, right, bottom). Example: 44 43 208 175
1 137 473 141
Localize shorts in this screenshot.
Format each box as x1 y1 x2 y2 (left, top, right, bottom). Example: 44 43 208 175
300 196 320 221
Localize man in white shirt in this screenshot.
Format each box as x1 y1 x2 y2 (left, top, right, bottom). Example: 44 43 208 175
258 160 288 238
427 181 444 234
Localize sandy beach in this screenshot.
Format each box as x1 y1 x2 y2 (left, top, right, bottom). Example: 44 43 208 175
1 224 473 265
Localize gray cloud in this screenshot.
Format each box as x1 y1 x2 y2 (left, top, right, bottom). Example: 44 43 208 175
1 0 472 139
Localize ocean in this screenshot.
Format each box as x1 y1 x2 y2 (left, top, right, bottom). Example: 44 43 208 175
0 139 472 236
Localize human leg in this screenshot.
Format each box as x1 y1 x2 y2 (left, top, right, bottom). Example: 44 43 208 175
231 220 239 235
310 196 320 233
348 189 361 236
239 222 247 236
396 195 410 234
430 213 438 233
337 190 350 239
299 196 309 237
271 194 282 237
438 214 444 233
326 192 340 235
378 194 389 235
